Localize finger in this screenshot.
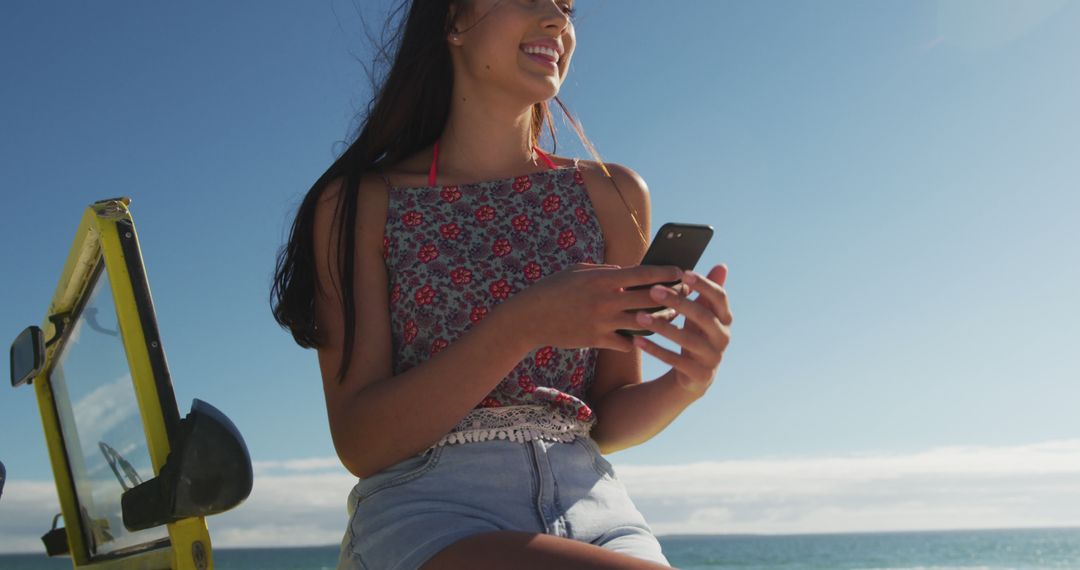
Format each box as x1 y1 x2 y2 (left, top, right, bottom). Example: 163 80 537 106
620 281 690 313
632 310 714 357
644 284 727 348
616 275 690 314
651 307 679 323
631 334 713 378
614 264 684 291
607 331 638 353
655 283 690 321
681 270 733 326
648 282 725 332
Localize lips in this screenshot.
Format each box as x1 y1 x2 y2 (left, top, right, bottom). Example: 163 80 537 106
522 51 558 69
522 50 557 63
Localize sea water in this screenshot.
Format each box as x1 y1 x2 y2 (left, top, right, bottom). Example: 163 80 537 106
0 527 1076 569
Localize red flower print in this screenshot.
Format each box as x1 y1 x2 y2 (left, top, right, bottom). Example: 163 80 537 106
382 234 390 259
404 320 418 344
492 238 512 257
523 261 542 280
451 267 473 285
542 194 561 213
557 229 576 249
440 222 462 240
555 393 571 405
489 279 511 300
470 306 489 323
480 396 501 408
535 346 555 367
403 210 423 227
570 366 585 389
441 185 461 203
417 242 439 263
415 284 436 305
573 169 584 186
475 205 496 222
430 338 449 354
576 405 593 421
390 282 401 303
575 206 589 225
511 214 532 232
512 175 533 193
518 375 537 394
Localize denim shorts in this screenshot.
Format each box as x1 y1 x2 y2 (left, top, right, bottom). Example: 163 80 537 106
336 434 670 569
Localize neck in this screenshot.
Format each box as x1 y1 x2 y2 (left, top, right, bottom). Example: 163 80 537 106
437 82 545 179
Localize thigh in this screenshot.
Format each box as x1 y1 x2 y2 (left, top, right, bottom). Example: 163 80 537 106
559 436 670 566
590 525 671 567
420 530 674 570
343 440 545 569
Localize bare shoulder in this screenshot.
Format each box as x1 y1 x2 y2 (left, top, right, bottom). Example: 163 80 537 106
315 171 391 252
549 155 646 187
310 169 393 381
553 157 651 265
318 170 390 211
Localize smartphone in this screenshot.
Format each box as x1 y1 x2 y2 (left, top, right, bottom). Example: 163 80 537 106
616 222 714 338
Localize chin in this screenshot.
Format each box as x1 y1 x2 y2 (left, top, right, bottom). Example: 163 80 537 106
527 85 560 104
512 78 560 103
533 71 565 92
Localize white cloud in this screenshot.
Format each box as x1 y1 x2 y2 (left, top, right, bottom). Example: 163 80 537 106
252 456 345 473
616 439 1080 535
2 439 1079 554
0 480 62 553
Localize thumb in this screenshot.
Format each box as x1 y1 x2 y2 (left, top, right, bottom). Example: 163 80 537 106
707 264 727 288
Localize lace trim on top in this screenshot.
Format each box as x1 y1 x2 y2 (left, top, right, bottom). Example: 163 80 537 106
427 404 596 450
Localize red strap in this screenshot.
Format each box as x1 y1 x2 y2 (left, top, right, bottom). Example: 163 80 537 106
532 145 558 170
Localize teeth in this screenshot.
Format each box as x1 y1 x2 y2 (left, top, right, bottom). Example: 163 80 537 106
521 45 559 61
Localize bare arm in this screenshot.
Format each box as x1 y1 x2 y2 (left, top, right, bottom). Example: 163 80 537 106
589 368 702 454
313 174 537 479
334 296 533 479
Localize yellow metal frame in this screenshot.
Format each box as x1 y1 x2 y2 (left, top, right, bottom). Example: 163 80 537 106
30 197 214 569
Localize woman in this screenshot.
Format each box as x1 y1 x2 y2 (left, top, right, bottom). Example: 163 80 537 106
271 1 733 568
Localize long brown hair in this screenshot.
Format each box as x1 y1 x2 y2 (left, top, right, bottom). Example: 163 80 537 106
271 0 646 385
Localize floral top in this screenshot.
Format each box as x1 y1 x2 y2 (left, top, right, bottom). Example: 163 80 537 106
379 160 606 449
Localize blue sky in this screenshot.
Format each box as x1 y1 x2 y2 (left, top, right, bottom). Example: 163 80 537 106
2 0 1078 552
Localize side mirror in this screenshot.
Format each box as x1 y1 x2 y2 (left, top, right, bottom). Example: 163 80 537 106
1 460 6 501
10 326 45 387
121 399 253 531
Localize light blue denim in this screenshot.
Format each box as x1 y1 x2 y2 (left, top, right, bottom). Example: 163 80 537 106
336 434 670 569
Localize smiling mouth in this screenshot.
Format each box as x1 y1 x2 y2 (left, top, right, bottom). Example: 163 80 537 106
523 52 558 69
521 50 560 74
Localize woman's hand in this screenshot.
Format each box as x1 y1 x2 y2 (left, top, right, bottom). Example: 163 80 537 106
508 262 686 353
630 264 732 397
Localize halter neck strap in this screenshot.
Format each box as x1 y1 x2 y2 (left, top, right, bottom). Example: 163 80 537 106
429 138 558 186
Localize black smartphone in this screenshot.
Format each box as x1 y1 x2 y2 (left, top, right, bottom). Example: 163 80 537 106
616 222 714 338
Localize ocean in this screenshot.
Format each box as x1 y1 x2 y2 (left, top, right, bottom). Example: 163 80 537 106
0 527 1076 569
